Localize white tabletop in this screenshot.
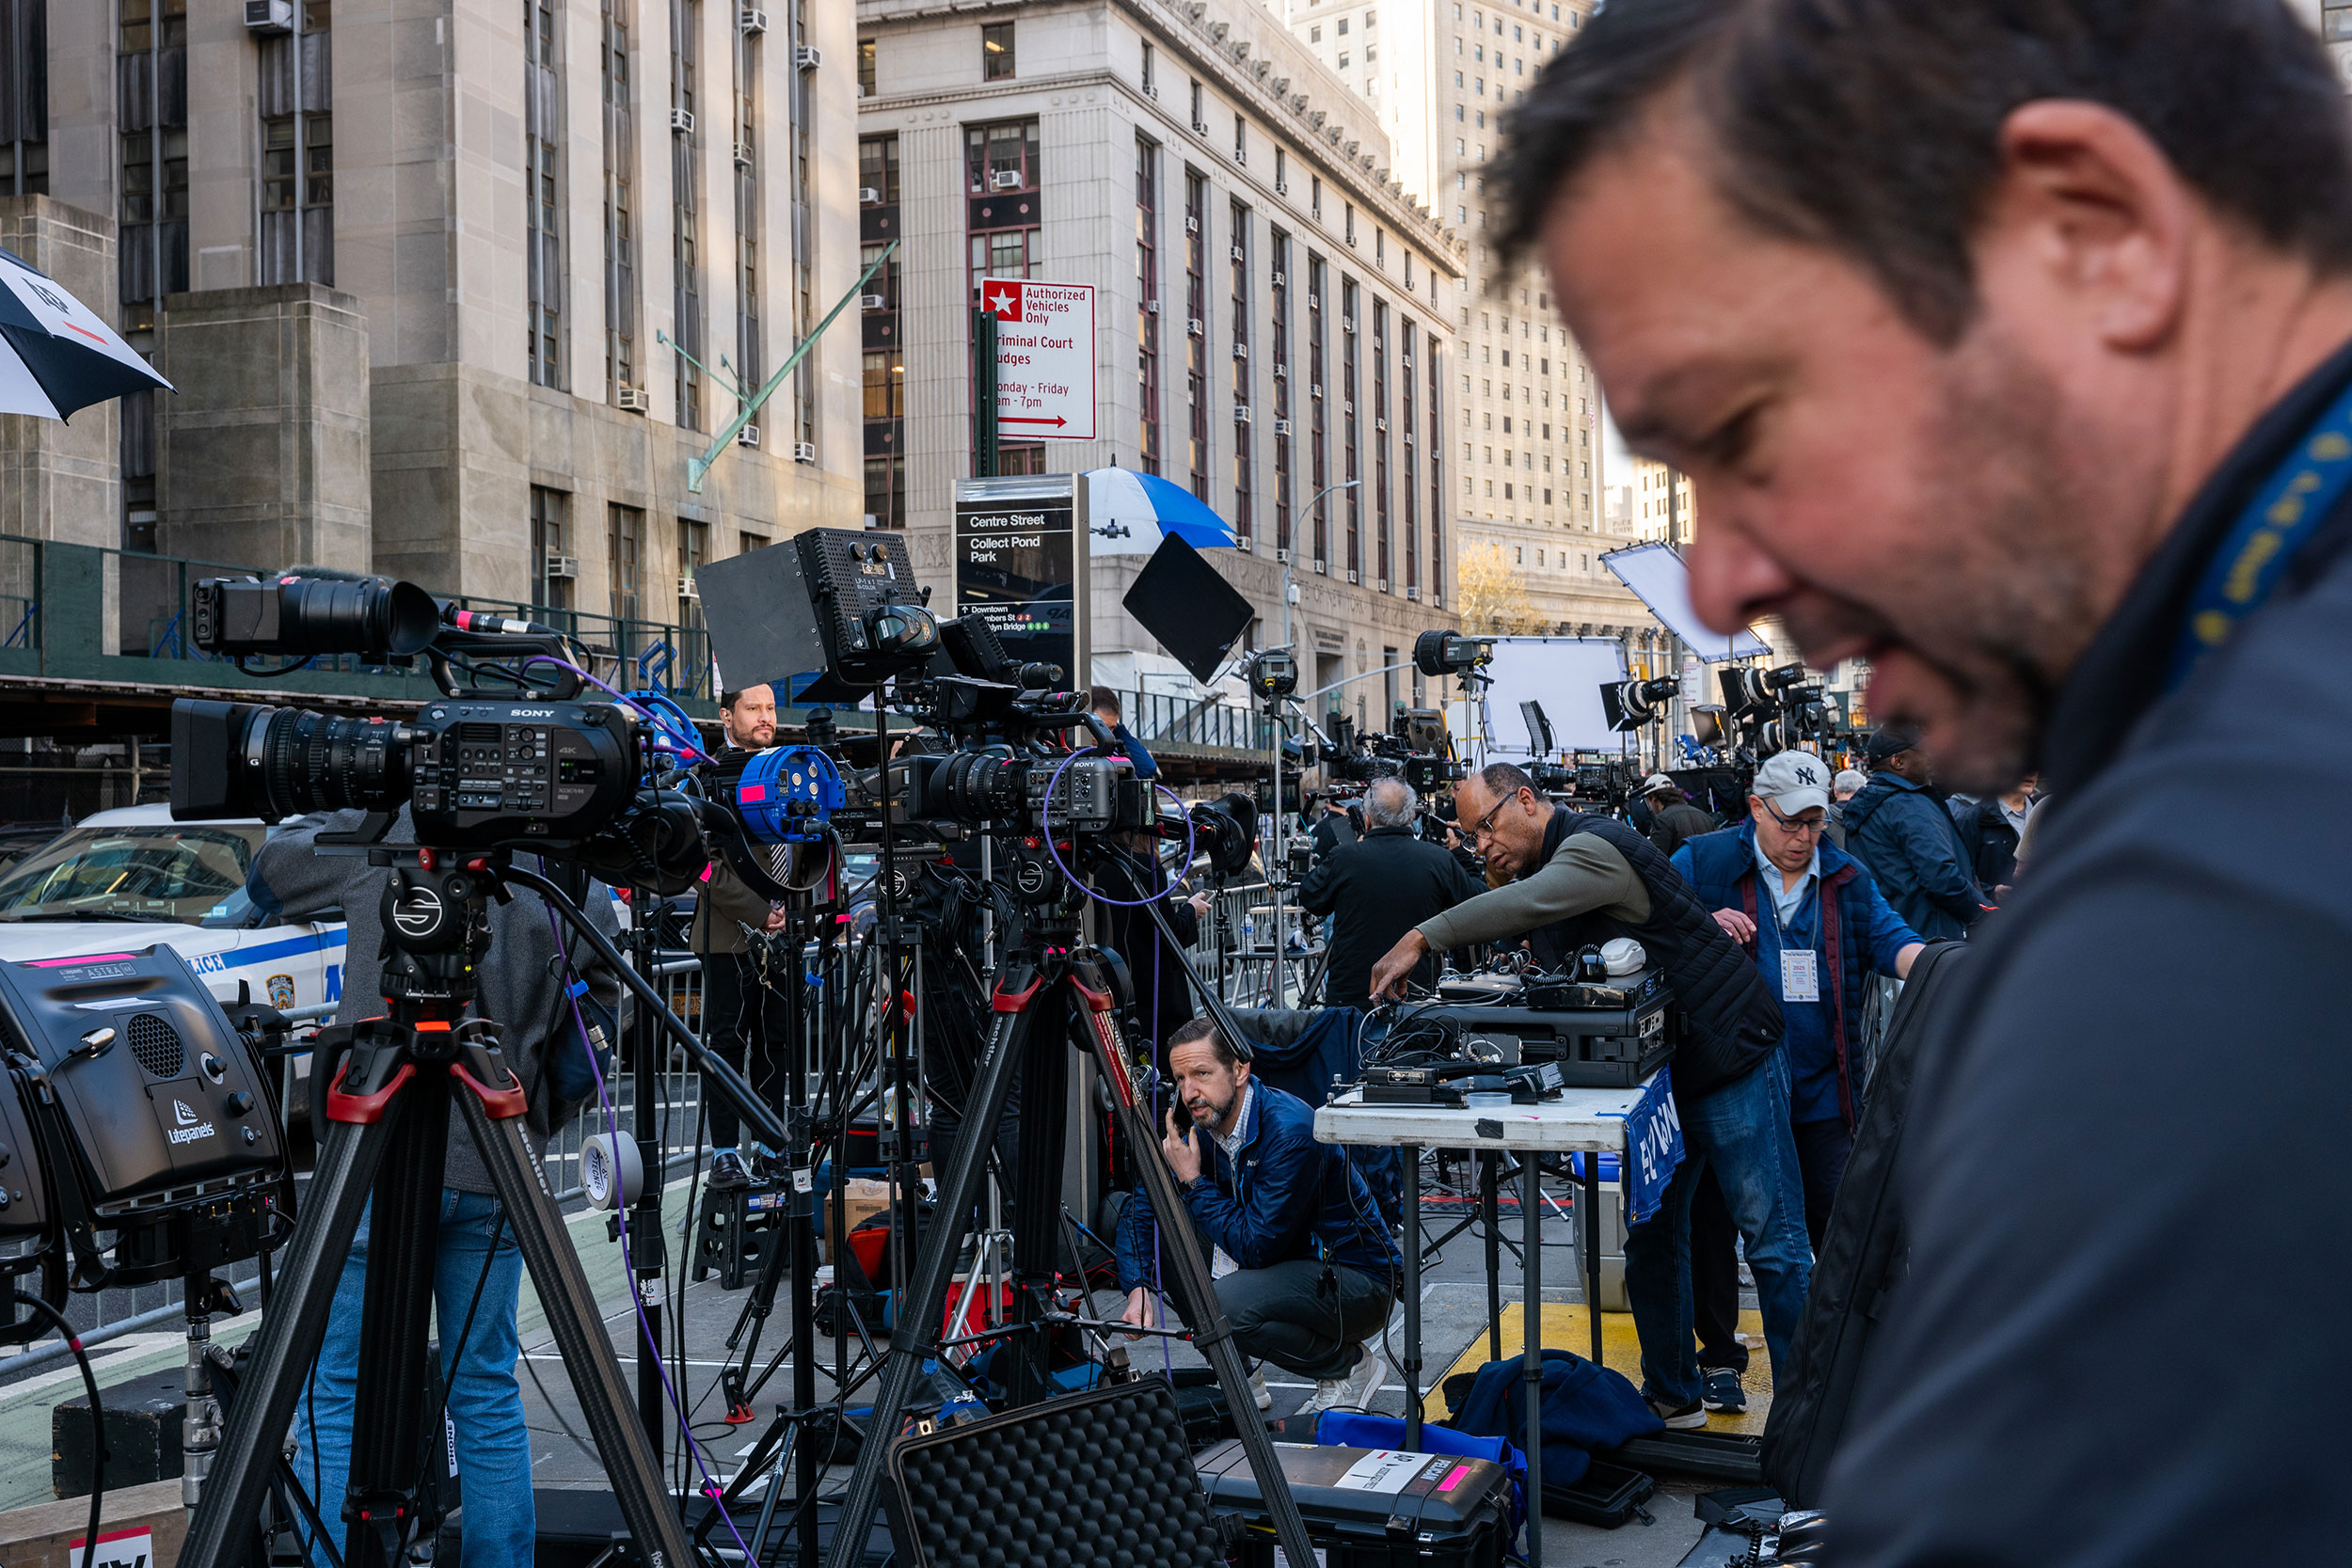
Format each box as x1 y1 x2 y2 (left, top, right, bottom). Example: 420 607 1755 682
1312 1081 1652 1153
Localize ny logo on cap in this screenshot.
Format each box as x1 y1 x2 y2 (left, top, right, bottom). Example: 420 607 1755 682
1795 764 1819 786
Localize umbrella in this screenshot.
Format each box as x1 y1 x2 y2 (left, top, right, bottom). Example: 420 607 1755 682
0 246 172 420
1083 467 1236 555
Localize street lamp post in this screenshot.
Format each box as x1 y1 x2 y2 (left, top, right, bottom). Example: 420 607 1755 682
1266 476 1359 1007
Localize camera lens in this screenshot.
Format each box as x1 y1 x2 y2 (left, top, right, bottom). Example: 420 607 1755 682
276 578 440 657
171 700 412 822
938 752 1028 826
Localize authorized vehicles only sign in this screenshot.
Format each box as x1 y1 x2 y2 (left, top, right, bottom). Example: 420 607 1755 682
981 279 1096 440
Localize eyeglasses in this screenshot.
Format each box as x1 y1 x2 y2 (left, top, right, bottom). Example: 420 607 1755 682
1467 791 1523 845
1762 801 1831 837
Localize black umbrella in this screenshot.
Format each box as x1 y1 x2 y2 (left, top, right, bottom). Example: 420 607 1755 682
0 245 172 419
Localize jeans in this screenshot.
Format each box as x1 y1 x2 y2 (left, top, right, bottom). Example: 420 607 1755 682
293 1190 534 1568
1167 1259 1396 1381
701 951 778 1149
1624 1053 1813 1409
1688 1168 1749 1374
1793 1117 1855 1255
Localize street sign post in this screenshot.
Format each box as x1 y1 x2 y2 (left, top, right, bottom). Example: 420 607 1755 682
977 279 1096 440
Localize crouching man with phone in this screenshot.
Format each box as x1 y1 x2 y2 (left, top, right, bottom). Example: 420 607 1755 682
1114 1017 1403 1415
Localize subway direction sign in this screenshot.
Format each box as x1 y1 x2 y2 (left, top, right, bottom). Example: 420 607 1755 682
981 278 1096 440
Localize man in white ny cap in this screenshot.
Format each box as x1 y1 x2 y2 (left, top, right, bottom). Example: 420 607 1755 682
1671 751 1927 1250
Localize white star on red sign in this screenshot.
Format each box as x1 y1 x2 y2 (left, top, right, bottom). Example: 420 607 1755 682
988 287 1019 317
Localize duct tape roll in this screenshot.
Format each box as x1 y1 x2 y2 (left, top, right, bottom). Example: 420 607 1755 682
580 1131 644 1211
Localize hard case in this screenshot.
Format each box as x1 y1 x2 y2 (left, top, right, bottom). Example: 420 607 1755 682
1194 1439 1515 1568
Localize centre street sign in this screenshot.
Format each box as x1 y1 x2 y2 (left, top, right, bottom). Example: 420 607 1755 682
979 278 1096 440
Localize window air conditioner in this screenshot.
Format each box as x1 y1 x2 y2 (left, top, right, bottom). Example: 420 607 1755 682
990 169 1023 191
244 0 294 33
1272 363 1286 378
1229 245 1246 262
1343 400 1355 415
1184 215 1200 234
859 186 882 205
794 45 822 69
1232 341 1248 359
1376 578 1388 592
1187 317 1205 337
1233 404 1252 423
1191 119 1210 135
678 576 702 599
671 107 696 134
1375 417 1388 431
546 554 580 580
740 8 769 34
1343 316 1358 333
861 293 886 310
1271 270 1286 286
1307 293 1321 309
1276 547 1292 563
1347 568 1360 583
1406 584 1420 601
794 441 818 464
734 141 755 168
1311 382 1324 398
1273 417 1293 435
615 386 650 412
737 425 761 448
1275 179 1289 196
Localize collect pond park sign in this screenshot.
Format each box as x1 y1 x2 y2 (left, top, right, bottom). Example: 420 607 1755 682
982 278 1096 441
954 474 1083 685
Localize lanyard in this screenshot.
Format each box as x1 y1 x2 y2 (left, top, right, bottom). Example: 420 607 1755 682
2169 374 2352 689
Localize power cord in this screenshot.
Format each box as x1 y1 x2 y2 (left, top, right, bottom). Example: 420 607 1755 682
16 1291 103 1568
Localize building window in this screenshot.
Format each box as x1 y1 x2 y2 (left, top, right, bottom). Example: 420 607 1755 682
1373 299 1390 590
671 0 704 431
1136 135 1162 477
602 0 638 401
0 0 48 197
1184 168 1210 502
119 0 189 340
787 0 814 448
1274 146 1286 193
1342 278 1360 578
1309 255 1328 568
862 134 904 528
1141 40 1154 96
1403 321 1419 596
677 517 707 630
735 5 765 432
532 486 573 614
525 0 562 386
1232 112 1246 165
1188 78 1203 131
1271 230 1292 556
969 119 1042 467
981 21 1014 80
1231 200 1252 546
1311 176 1323 219
608 503 644 623
1428 340 1445 606
857 36 875 96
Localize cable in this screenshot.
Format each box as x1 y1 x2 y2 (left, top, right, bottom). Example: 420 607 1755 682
17 1291 103 1568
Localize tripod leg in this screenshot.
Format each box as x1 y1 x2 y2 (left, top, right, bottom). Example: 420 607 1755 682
1005 984 1071 1408
821 967 1044 1568
450 1053 698 1568
180 1060 403 1568
1065 959 1326 1568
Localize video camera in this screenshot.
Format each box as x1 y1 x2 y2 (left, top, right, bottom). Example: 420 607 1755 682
167 571 796 900
1323 707 1465 795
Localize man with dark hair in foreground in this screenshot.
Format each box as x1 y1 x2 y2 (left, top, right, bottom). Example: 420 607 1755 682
1493 0 2352 1558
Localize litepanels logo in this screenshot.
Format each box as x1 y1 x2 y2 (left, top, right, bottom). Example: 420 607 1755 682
167 1099 215 1146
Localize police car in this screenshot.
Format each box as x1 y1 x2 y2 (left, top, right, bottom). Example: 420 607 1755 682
0 803 346 1016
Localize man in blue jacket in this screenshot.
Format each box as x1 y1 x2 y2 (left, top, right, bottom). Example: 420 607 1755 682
1674 750 1924 1241
1117 1017 1402 1416
1838 726 1989 942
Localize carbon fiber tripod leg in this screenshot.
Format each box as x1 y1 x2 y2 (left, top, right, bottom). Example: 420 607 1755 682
179 1080 398 1567
1067 958 1324 1568
821 969 1040 1568
452 1054 696 1568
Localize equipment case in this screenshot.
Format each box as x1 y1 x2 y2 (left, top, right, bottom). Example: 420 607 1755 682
1194 1439 1515 1568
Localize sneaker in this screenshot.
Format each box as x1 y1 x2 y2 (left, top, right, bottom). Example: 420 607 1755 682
1248 1370 1274 1412
1298 1346 1385 1416
709 1148 751 1191
1647 1395 1708 1431
1702 1366 1746 1414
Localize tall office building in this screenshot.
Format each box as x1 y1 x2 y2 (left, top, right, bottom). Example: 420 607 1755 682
4 0 863 636
858 0 1469 726
1276 0 1655 638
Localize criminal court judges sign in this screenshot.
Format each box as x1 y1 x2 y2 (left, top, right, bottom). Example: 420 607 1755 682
955 475 1077 684
982 279 1096 441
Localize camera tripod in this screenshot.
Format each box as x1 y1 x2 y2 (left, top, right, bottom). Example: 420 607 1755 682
823 843 1323 1568
181 847 792 1568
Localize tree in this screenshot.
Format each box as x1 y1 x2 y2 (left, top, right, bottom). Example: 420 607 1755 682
1454 542 1549 635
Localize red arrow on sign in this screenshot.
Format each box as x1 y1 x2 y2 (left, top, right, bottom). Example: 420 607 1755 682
1000 415 1069 427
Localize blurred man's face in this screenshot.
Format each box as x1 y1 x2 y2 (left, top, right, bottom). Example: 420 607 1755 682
1541 110 2159 796
723 684 777 749
1168 1038 1249 1132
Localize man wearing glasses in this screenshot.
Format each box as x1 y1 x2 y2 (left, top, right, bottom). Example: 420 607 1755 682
1670 752 1924 1413
1367 761 1798 1430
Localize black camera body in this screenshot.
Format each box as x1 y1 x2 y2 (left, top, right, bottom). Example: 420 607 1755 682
902 751 1153 838
173 695 640 849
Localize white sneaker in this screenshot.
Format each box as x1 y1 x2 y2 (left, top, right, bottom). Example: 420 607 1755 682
1248 1369 1274 1411
1297 1346 1384 1415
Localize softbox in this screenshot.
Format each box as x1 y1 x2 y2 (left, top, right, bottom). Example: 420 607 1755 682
1120 534 1254 684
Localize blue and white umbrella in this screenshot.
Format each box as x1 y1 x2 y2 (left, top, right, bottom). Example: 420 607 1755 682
1084 467 1237 555
0 246 171 420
